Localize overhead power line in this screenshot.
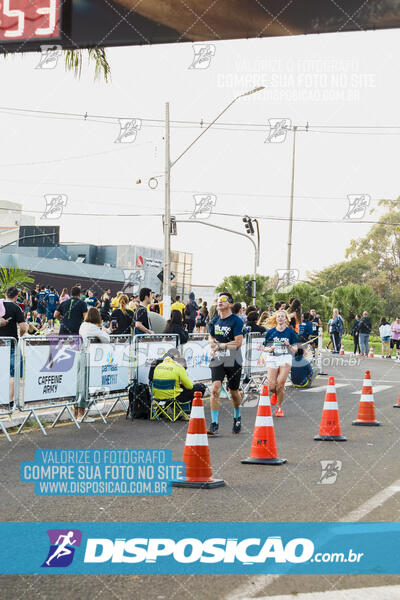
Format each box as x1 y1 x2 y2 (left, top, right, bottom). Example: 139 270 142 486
1 106 400 135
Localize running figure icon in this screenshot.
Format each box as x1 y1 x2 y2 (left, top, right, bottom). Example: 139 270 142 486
46 531 77 566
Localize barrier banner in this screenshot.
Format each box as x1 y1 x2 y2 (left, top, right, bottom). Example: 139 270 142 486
0 522 400 574
183 335 211 382
183 334 247 382
135 335 178 384
88 339 131 394
246 334 267 374
0 341 11 405
22 337 81 404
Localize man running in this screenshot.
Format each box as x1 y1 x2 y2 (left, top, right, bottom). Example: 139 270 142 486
208 292 243 435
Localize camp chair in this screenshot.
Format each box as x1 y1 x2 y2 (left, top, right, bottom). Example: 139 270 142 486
150 379 190 422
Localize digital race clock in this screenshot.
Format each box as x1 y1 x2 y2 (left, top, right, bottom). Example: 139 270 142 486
0 0 61 42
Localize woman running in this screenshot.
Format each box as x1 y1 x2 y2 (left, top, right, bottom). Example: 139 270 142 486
263 310 298 417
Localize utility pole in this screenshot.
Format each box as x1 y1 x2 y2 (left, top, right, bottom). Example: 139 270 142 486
286 125 297 273
162 102 171 319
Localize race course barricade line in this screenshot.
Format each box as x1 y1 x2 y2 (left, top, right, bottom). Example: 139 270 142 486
134 334 179 385
82 335 132 422
0 337 16 442
15 335 84 436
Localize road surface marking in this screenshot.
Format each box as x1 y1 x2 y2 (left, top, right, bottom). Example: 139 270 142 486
304 384 349 393
339 480 400 522
225 475 400 600
246 585 400 600
351 385 392 395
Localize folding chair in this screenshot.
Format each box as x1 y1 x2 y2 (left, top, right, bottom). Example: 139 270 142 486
150 379 190 422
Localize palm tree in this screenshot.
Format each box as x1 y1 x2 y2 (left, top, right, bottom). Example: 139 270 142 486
64 48 111 82
0 266 34 297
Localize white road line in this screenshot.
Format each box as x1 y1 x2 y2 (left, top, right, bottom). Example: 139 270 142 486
351 385 392 395
305 384 349 393
339 480 400 522
225 477 400 600
246 585 400 600
320 378 400 383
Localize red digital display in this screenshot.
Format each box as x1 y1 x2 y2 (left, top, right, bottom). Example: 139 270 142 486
0 0 61 41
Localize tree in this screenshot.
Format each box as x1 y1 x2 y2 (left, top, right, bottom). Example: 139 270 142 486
331 284 383 332
309 198 400 319
64 48 111 82
216 274 272 307
308 256 372 293
0 266 33 297
269 282 331 325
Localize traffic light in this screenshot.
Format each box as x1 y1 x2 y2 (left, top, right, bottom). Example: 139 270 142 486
243 216 255 235
245 280 253 297
170 216 177 236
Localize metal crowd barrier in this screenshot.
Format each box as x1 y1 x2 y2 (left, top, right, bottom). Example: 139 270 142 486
133 333 179 384
15 335 84 436
0 328 326 442
82 334 132 422
0 337 16 442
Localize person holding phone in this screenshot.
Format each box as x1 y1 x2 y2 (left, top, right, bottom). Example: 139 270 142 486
110 294 135 335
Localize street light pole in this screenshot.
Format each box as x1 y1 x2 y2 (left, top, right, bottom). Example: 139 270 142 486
253 219 260 305
286 125 297 273
163 102 171 319
161 87 264 319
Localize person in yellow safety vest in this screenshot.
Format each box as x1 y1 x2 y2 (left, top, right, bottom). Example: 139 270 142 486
151 349 205 414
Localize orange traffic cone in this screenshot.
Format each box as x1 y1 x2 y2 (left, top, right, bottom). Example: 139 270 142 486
241 385 287 465
352 370 380 426
270 393 277 406
275 406 284 417
314 376 346 441
173 392 225 488
393 391 400 408
368 345 374 358
339 344 345 355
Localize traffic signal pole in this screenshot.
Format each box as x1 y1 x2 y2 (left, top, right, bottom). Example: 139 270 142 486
174 219 260 305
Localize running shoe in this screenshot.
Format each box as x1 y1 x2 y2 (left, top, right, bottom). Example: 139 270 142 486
270 393 277 406
275 407 285 417
232 417 241 434
207 422 219 436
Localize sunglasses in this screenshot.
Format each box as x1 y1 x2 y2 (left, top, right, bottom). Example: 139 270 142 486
218 295 231 303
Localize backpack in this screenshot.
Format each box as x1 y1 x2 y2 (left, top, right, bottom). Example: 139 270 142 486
126 381 151 420
184 302 197 321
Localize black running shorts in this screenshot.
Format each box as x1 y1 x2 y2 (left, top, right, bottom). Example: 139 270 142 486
211 363 242 390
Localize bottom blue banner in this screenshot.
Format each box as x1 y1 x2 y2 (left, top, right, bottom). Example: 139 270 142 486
0 522 399 574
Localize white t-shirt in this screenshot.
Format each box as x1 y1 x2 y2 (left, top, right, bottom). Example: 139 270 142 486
79 321 110 343
379 323 391 339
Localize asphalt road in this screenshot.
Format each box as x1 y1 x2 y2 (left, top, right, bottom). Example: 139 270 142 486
2 353 400 599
